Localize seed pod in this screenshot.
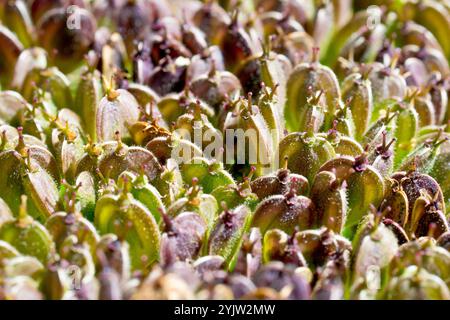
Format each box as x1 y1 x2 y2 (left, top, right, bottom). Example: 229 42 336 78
11 47 48 91
192 2 230 46
96 79 140 143
180 157 234 194
167 179 218 231
146 133 203 166
384 266 450 300
160 211 207 267
174 102 221 151
222 95 275 176
285 49 341 131
368 130 396 178
262 229 307 267
295 227 351 271
369 60 407 106
211 168 259 211
409 1 450 61
96 234 131 282
0 196 54 263
307 1 334 55
352 213 399 280
208 205 252 270
100 32 129 82
75 53 103 142
147 56 189 96
181 22 207 55
95 190 161 270
190 67 241 110
252 180 316 234
251 162 309 200
341 71 373 141
380 179 410 228
431 152 450 209
279 132 335 183
152 159 184 207
251 262 311 300
0 129 59 219
310 170 347 233
118 171 165 223
234 227 262 278
437 232 450 251
117 0 151 55
46 209 99 258
409 192 448 239
37 7 96 72
157 93 215 126
0 91 31 126
97 135 162 182
319 154 385 230
0 25 23 86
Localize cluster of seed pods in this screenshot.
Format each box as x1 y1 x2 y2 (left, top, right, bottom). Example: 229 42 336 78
0 0 449 300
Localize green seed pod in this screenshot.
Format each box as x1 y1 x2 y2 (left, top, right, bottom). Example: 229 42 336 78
180 157 235 194
400 131 448 174
262 229 307 267
95 190 161 270
295 227 352 271
252 180 316 235
392 99 419 167
0 129 59 220
208 205 252 270
431 152 450 209
279 132 335 183
3 0 35 48
152 159 184 208
118 171 165 224
341 71 373 141
384 266 450 300
0 195 54 263
167 179 219 231
211 169 259 211
318 123 364 157
310 170 347 233
285 48 341 132
319 154 385 230
75 54 103 142
3 255 44 280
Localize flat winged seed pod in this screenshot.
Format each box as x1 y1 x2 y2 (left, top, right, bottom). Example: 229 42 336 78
0 0 449 301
